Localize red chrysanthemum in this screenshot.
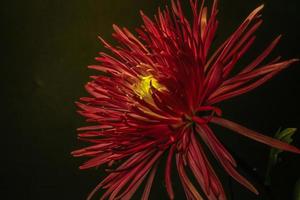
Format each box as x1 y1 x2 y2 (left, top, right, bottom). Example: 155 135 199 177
72 0 300 199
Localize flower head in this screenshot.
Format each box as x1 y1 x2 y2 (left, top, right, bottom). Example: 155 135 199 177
72 0 300 199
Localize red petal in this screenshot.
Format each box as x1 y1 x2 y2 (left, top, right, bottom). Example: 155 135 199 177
141 162 159 200
211 117 300 154
176 154 204 200
196 125 259 195
165 145 175 200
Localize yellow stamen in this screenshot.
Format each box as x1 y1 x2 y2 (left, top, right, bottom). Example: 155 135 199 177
133 75 165 99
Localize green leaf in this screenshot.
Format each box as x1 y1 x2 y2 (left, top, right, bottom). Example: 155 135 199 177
264 128 297 186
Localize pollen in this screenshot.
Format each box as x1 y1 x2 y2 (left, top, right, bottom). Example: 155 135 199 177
133 75 165 99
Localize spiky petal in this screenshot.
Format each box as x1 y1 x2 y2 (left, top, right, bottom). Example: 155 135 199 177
73 0 299 199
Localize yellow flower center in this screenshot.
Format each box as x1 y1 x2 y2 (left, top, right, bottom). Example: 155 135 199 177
133 75 165 99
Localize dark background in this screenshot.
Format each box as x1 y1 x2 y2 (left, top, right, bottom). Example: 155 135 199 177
2 0 300 199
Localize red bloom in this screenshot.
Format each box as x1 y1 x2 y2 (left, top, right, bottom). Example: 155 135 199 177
72 0 300 199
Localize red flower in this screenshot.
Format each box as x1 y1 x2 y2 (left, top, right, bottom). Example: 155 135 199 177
72 0 300 199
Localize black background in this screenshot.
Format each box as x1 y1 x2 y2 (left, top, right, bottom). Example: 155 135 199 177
2 0 300 199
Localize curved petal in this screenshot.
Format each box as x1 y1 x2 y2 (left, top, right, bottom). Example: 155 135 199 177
211 117 300 154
